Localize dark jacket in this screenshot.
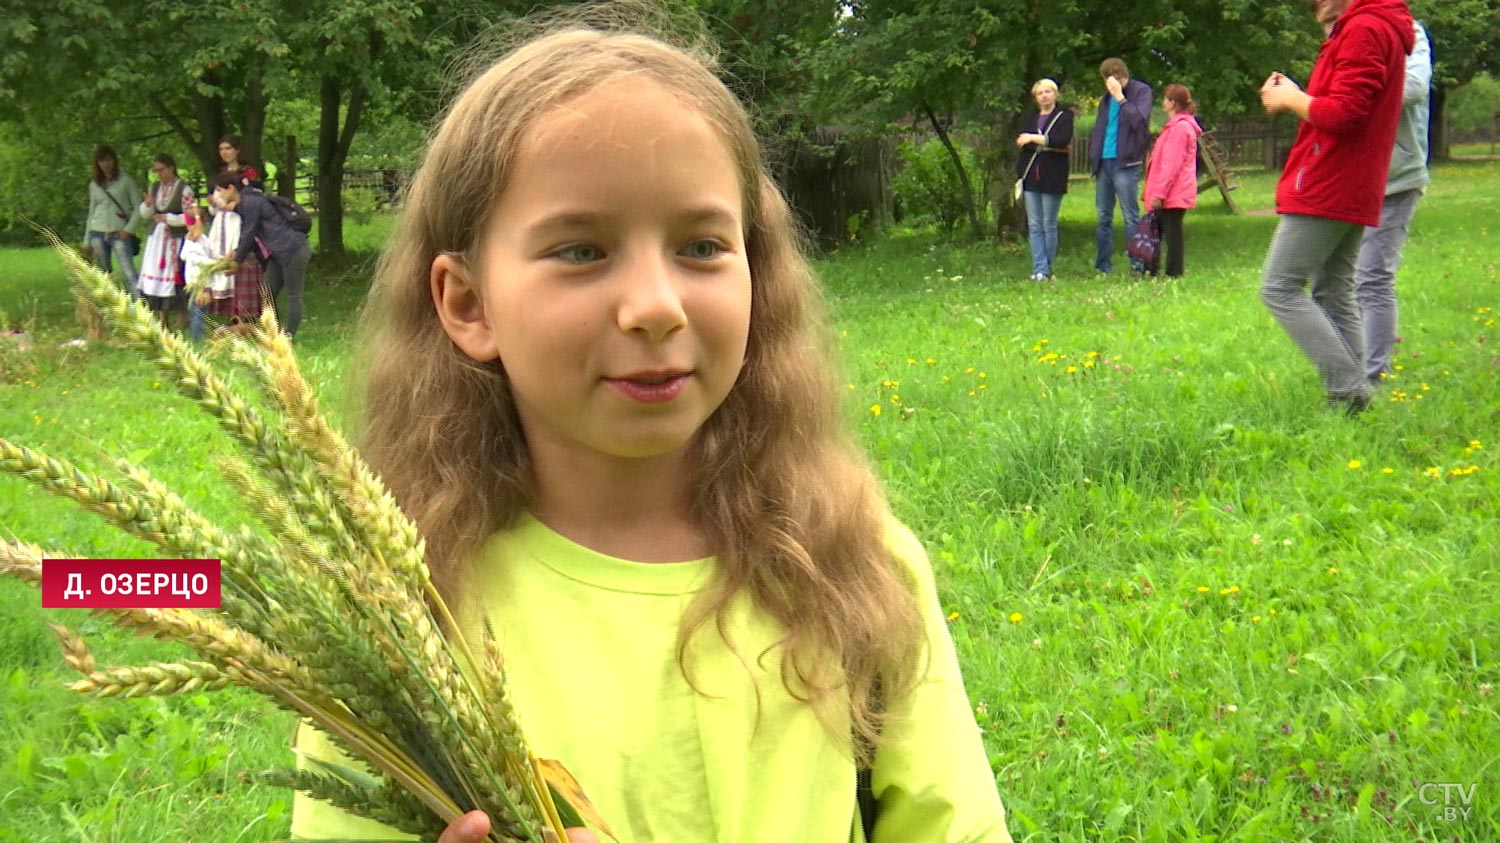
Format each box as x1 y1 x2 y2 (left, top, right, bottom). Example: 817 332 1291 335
1088 77 1153 174
1275 0 1415 226
233 189 309 263
1015 107 1075 195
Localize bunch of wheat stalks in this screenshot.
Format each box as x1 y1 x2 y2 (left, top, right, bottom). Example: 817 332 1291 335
0 236 596 843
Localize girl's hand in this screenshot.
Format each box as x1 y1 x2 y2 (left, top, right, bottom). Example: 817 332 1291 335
435 811 599 843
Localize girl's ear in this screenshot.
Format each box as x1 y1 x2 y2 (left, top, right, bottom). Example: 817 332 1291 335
431 253 501 362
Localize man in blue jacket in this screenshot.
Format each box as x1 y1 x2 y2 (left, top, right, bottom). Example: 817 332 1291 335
1088 57 1153 274
212 172 313 338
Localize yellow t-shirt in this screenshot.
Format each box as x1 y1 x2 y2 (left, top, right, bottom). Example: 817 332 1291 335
290 515 1011 843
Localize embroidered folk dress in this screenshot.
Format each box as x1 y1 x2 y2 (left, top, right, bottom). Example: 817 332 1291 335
206 206 264 319
136 178 196 301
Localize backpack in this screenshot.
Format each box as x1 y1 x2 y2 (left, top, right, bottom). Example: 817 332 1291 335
261 191 313 234
1127 211 1160 274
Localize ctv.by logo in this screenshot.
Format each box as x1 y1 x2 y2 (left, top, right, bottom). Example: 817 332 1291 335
1417 782 1477 823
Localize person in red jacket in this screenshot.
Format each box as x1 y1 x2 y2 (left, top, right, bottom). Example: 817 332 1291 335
1142 84 1203 277
1257 0 1415 413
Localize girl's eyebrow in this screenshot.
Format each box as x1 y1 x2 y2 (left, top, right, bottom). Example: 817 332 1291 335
527 205 740 233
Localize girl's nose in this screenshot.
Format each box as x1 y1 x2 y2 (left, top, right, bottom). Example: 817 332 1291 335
617 252 687 342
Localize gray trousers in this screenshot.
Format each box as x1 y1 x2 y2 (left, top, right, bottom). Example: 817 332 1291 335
1354 189 1422 385
264 239 312 337
1259 214 1368 399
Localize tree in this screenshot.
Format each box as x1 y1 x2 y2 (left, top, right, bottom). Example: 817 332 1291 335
806 2 1028 240
1411 0 1500 158
0 0 513 250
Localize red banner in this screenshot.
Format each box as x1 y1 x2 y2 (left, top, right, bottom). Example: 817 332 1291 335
41 559 222 608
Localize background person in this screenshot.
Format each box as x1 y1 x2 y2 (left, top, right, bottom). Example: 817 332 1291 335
1355 19 1430 389
212 172 311 338
1141 84 1203 278
83 144 142 290
212 133 266 325
1015 78 1074 282
1258 0 1415 413
217 133 263 190
136 153 195 327
1087 57 1153 275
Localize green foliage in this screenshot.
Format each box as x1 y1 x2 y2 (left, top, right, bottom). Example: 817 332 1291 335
1448 73 1500 136
892 137 987 233
1412 0 1500 88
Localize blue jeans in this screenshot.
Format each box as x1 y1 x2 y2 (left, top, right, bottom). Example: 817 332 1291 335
1024 190 1063 277
1094 160 1142 273
190 298 209 343
87 231 138 289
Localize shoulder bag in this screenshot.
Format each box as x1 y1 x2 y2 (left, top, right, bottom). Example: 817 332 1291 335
1015 110 1066 201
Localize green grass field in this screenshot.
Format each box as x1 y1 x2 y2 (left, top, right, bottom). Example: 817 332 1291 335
2 163 1497 842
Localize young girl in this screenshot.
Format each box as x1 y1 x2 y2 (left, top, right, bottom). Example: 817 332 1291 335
178 204 236 342
292 16 1011 843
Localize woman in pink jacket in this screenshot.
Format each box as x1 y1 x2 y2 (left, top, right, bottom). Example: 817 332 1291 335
1142 84 1202 277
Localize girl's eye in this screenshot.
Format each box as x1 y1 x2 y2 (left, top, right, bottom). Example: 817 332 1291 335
680 239 725 261
551 243 604 264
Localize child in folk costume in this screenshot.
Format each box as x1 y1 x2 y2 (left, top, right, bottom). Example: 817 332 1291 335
136 153 196 326
179 205 237 342
289 10 1012 843
205 190 266 329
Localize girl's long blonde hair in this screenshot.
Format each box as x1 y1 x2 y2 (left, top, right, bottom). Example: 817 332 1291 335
355 11 924 756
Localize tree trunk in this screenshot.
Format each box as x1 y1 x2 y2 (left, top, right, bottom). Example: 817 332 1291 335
279 135 298 198
923 101 983 239
1429 84 1449 161
243 74 268 171
188 74 226 179
317 72 369 255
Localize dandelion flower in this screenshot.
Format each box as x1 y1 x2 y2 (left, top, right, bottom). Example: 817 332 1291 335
869 404 881 416
1008 612 1023 624
1196 586 1210 593
1327 567 1338 575
1382 467 1394 475
946 611 960 622
1347 460 1361 470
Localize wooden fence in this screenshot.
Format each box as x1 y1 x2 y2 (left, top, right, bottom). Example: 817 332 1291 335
1068 117 1296 175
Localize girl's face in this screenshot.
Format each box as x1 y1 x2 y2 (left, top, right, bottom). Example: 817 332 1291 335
437 77 753 467
219 142 239 165
98 156 117 178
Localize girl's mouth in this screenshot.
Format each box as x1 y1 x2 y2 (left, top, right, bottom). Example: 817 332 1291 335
605 372 691 403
